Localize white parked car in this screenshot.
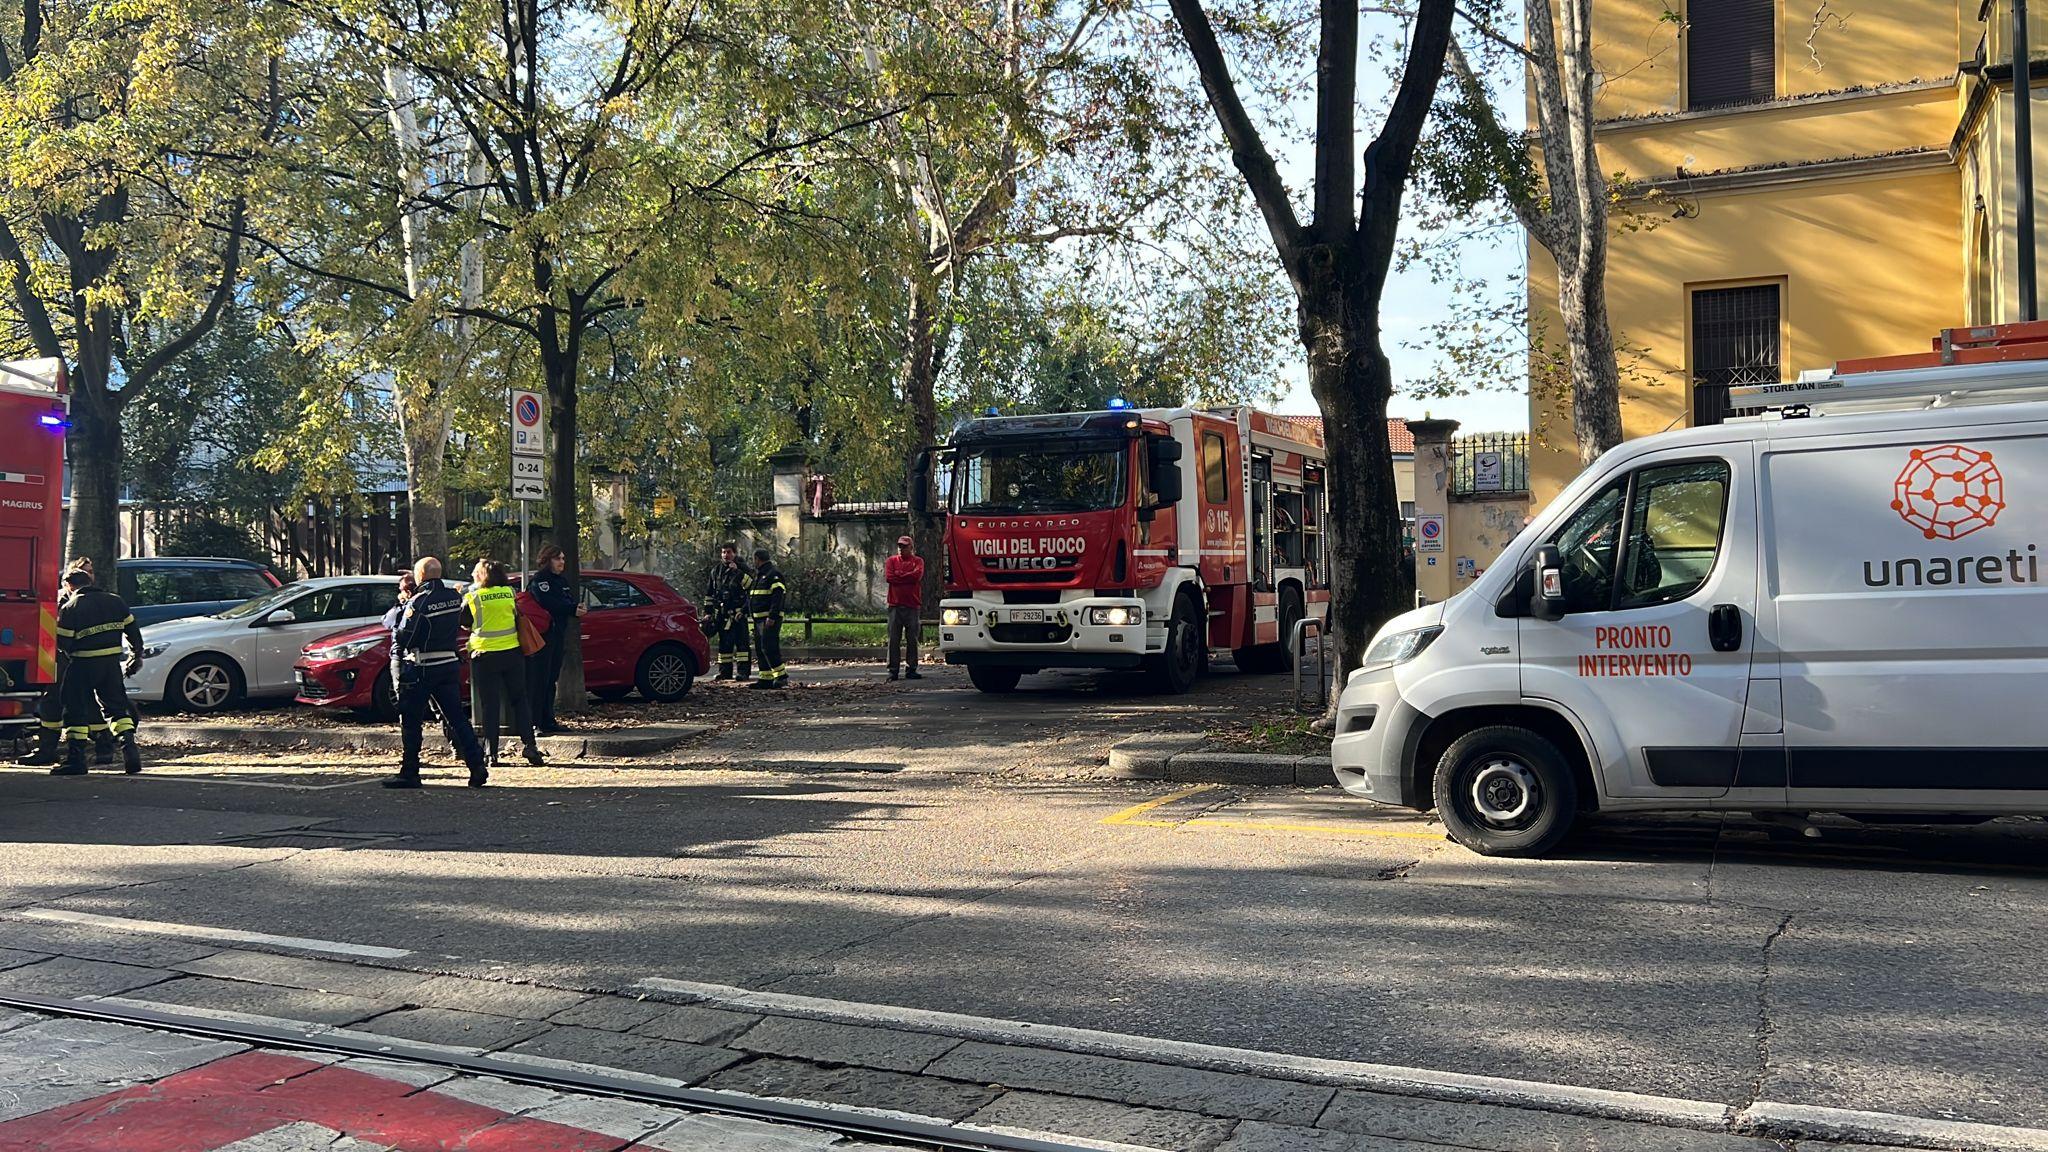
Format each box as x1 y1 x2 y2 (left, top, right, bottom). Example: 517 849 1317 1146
126 576 402 713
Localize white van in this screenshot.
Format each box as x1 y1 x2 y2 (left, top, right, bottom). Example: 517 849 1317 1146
1332 338 2048 856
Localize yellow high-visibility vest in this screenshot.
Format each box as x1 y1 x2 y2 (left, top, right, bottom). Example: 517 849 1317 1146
464 585 521 654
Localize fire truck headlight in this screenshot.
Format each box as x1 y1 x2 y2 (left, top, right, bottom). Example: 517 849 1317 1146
941 607 973 626
1087 606 1141 627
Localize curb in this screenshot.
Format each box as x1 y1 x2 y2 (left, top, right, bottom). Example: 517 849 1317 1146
1107 736 1334 787
137 722 714 759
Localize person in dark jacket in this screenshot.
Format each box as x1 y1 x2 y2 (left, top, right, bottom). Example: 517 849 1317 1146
50 567 145 776
390 557 486 789
747 548 787 689
526 545 582 731
704 542 751 682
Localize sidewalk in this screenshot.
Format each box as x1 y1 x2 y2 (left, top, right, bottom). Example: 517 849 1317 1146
0 911 1975 1152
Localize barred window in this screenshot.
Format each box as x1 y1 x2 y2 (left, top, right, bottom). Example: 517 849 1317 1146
1691 284 1781 425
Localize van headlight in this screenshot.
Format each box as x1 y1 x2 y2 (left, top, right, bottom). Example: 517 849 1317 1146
1363 626 1442 668
1086 606 1141 626
941 607 974 626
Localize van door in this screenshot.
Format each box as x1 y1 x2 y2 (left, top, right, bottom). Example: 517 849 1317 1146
1517 451 1763 800
1767 423 2048 806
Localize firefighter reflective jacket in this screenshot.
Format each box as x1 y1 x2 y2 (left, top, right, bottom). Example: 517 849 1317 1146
747 563 786 620
55 587 142 662
704 561 748 624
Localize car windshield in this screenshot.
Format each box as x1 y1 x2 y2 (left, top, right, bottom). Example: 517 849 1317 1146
213 583 306 621
951 442 1126 514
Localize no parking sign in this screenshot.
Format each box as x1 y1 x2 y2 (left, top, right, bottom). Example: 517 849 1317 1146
1416 513 1445 553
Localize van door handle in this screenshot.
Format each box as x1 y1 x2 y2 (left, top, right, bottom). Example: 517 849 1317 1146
1708 604 1743 653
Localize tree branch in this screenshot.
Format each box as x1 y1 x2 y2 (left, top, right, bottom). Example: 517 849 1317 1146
1167 0 1303 260
1358 0 1454 266
0 217 62 356
1313 0 1359 235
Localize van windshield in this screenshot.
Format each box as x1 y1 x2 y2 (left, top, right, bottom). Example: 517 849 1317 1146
950 443 1126 514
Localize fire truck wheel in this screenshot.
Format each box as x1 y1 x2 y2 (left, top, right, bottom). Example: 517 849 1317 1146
967 664 1024 694
1149 594 1203 694
170 654 245 713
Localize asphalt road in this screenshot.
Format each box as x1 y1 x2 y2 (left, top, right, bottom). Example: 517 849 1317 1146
3 662 2046 1136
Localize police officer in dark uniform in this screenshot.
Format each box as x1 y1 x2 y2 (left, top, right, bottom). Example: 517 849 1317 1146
389 557 486 789
704 542 751 682
51 567 144 776
747 548 787 689
526 544 580 732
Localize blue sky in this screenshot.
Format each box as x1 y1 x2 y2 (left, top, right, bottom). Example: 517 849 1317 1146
1262 15 1532 433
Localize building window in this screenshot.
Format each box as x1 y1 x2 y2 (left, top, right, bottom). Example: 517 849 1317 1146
1971 213 1994 324
1691 283 1781 425
1687 0 1774 110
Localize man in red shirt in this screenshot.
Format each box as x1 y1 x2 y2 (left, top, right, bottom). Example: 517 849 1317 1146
884 535 925 681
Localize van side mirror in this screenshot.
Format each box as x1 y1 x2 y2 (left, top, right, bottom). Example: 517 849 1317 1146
908 449 932 516
1529 544 1567 621
1148 437 1183 506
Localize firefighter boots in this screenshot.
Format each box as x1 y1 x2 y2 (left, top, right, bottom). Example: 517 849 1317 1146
122 738 142 775
92 736 114 767
18 727 59 766
51 741 89 776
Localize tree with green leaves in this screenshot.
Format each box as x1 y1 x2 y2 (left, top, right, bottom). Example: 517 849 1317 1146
1437 0 1624 464
0 0 284 574
1167 0 1454 697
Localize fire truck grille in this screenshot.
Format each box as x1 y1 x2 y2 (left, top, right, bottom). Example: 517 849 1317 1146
989 622 1073 645
983 569 1073 585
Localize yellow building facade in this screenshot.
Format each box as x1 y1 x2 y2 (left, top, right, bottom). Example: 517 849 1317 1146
1528 0 2044 506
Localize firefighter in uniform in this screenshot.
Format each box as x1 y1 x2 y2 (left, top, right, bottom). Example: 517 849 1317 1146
389 557 487 789
747 548 787 689
51 567 144 776
704 542 751 681
19 559 114 766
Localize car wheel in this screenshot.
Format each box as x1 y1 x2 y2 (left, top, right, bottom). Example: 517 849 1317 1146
635 643 696 703
967 664 1023 694
170 654 245 713
369 668 399 722
1432 726 1579 857
1147 594 1203 695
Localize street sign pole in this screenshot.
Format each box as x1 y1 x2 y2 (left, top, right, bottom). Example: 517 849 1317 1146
510 388 547 572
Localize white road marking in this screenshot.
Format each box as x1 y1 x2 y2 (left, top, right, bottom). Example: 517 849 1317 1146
635 976 2048 1149
0 764 378 791
17 909 412 960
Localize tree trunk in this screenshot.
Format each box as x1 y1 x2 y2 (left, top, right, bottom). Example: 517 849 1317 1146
545 349 586 715
1557 250 1623 464
64 373 124 577
1297 256 1406 703
401 407 452 559
902 273 945 609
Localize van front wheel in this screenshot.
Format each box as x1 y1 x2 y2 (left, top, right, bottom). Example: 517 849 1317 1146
1433 726 1578 857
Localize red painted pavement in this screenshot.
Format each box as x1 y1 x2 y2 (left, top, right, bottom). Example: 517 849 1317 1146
0 1050 641 1151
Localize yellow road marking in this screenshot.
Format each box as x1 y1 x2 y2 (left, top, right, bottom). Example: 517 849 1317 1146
1186 817 1444 841
1100 784 1219 827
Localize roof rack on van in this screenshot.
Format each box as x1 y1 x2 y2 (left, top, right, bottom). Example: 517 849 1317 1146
1728 322 2048 418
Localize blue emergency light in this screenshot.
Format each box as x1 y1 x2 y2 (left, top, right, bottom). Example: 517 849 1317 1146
1106 397 1129 410
39 410 66 430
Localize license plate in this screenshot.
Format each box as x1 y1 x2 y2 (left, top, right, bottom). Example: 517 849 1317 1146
1010 609 1045 623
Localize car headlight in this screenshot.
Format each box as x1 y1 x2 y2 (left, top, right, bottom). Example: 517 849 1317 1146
140 645 166 660
1086 606 1141 626
306 637 382 661
941 607 973 626
1363 626 1442 668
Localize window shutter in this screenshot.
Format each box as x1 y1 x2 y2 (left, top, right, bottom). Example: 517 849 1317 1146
1687 0 1775 109
1691 284 1782 425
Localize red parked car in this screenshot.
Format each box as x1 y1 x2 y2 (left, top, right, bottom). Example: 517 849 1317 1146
293 569 710 719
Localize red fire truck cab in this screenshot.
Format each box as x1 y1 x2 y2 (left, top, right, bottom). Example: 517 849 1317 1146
0 358 67 736
916 405 1330 693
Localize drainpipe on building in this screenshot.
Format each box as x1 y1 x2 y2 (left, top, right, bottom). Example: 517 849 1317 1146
2020 0 2039 319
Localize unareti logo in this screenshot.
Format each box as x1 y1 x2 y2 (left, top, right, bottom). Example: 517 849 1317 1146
1892 444 2002 540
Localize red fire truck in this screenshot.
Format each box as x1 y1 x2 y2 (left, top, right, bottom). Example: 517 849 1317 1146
914 405 1330 693
0 358 67 739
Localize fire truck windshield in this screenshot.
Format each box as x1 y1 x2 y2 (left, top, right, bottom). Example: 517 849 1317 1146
950 442 1126 515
